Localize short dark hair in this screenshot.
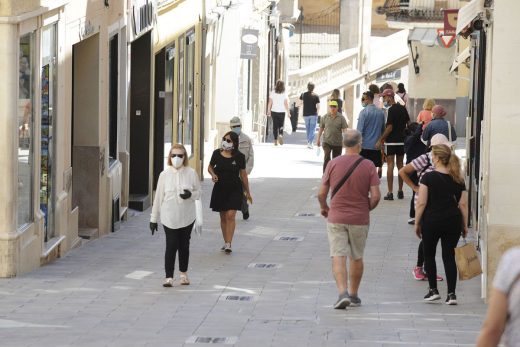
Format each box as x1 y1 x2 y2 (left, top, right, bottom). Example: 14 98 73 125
363 91 374 101
307 82 315 92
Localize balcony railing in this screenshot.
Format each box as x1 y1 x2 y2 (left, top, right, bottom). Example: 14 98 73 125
378 0 462 22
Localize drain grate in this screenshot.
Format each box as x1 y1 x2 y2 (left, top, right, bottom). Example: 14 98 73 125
186 336 238 344
248 263 280 269
295 212 316 217
225 295 253 301
274 236 304 241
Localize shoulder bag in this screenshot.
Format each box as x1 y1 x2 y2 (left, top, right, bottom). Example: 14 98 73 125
331 157 364 199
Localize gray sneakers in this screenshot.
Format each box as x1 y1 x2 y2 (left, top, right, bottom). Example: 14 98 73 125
333 292 351 309
348 294 362 307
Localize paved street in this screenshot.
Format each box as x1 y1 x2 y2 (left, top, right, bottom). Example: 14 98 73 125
0 129 486 347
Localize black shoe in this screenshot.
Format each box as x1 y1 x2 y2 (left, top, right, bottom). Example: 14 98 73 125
383 193 394 201
243 211 249 220
445 293 457 305
424 288 441 302
397 191 404 199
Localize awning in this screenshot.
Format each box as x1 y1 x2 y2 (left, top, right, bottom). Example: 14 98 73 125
450 46 471 72
408 28 438 47
456 0 485 35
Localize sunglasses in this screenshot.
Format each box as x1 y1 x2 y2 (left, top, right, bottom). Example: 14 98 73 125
171 154 184 158
222 137 232 143
330 105 337 108
231 125 241 129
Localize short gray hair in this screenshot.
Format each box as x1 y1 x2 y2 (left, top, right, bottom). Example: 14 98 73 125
343 129 362 148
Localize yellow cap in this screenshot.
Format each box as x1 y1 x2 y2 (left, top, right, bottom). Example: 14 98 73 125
329 100 338 107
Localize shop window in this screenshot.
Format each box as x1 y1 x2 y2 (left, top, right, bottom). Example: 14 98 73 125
17 33 35 228
184 30 195 157
109 34 119 164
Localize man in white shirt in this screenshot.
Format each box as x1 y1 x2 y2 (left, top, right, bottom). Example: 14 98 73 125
230 117 254 219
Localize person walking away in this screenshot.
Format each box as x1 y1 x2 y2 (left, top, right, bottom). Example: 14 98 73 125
318 129 381 309
369 84 383 109
229 116 254 220
476 246 520 347
396 83 408 108
357 91 386 178
414 144 468 304
299 82 320 148
208 131 252 254
399 134 451 282
417 98 435 130
317 100 348 172
422 105 457 145
328 89 343 114
150 144 201 287
267 80 289 146
375 88 410 200
403 122 426 224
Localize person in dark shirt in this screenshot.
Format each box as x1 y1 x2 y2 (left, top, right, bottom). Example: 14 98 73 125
375 88 410 201
414 144 468 305
299 82 320 148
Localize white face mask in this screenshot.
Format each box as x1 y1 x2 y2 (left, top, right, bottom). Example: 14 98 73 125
222 141 233 150
172 156 184 168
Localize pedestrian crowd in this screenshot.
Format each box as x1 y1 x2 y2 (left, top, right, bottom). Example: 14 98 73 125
147 80 515 347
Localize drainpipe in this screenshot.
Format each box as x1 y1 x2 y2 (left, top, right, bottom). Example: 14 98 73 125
200 0 207 179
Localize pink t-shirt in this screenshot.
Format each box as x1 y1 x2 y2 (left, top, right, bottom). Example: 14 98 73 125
417 110 433 129
322 154 380 225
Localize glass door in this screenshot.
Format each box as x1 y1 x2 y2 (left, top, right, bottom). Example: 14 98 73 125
40 24 57 241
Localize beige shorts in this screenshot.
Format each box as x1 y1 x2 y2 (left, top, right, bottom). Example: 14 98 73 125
327 223 369 260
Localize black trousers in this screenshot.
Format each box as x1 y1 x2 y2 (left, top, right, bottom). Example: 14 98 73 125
271 112 285 139
422 215 461 293
322 142 342 172
164 222 194 278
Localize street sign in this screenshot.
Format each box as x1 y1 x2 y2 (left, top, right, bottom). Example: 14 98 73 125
240 28 259 59
437 29 456 48
443 9 459 35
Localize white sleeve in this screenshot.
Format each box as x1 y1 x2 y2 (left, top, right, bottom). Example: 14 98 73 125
150 173 164 223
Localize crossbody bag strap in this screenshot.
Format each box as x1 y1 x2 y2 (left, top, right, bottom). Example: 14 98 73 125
331 157 364 199
447 120 452 142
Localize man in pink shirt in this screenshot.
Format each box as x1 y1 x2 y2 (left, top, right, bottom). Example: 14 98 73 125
318 129 381 309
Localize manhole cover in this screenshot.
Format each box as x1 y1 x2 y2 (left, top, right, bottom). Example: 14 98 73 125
225 295 253 301
295 212 316 217
248 263 280 269
274 236 304 241
186 336 238 344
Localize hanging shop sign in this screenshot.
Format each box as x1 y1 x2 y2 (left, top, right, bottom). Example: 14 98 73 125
376 69 401 83
132 0 155 37
443 9 459 36
240 29 259 59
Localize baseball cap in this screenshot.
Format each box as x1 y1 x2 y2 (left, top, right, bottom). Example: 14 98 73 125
380 88 395 97
329 100 338 107
431 105 447 117
229 116 241 127
430 133 452 147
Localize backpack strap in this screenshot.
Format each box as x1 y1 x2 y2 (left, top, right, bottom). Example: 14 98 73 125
331 157 365 199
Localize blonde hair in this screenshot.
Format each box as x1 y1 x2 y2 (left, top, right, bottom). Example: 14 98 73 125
431 144 464 184
423 98 436 110
167 144 189 167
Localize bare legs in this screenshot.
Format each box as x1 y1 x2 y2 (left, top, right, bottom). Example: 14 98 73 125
219 210 237 244
386 154 404 194
331 256 364 295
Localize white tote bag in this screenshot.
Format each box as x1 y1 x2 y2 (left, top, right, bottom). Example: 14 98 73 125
284 113 293 135
192 199 203 236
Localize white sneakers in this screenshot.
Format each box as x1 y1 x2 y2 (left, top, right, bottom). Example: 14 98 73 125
163 277 173 287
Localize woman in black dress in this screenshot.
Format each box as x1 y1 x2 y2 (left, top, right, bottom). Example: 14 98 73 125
208 131 252 254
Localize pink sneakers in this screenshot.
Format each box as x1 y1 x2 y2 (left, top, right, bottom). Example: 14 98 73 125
413 266 445 281
413 266 427 280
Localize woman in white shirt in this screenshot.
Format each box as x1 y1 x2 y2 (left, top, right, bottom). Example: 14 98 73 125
267 80 289 146
150 144 201 287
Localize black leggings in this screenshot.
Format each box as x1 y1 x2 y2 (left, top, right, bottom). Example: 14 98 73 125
422 215 461 293
164 222 194 278
271 112 285 139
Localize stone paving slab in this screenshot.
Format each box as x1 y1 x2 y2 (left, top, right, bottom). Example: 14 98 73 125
0 133 486 346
